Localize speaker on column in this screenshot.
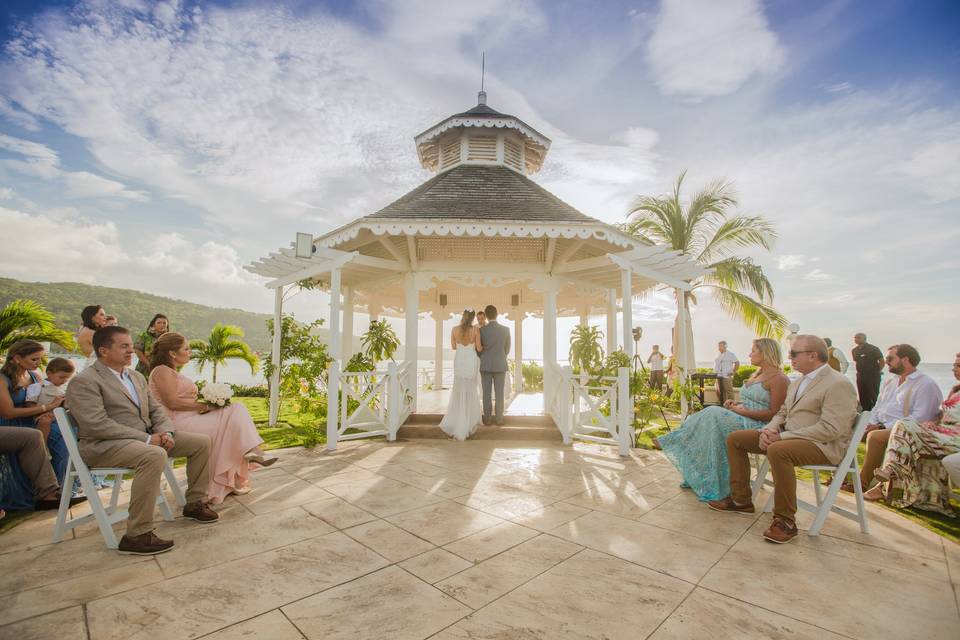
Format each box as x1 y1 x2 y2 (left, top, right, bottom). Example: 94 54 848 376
439 294 447 307
511 294 520 307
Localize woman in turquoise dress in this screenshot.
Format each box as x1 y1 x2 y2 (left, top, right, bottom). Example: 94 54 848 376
657 338 789 501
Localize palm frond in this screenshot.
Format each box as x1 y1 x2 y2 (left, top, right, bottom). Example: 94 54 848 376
0 299 77 352
698 215 777 262
703 257 776 303
707 286 788 338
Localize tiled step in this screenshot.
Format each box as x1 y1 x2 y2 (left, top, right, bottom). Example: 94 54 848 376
397 414 560 441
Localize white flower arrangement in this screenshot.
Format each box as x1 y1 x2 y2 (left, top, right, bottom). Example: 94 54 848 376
199 382 233 407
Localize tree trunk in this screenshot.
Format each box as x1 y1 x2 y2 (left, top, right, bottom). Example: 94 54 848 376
212 361 218 383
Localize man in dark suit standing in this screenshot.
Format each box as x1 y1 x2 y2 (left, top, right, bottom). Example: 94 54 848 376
478 305 511 426
852 332 884 410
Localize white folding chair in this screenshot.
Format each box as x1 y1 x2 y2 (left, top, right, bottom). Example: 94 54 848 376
51 408 184 549
750 412 871 536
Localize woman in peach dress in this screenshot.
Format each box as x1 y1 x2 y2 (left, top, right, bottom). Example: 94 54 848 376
148 332 276 504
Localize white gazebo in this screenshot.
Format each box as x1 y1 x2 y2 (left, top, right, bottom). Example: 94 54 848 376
247 91 706 454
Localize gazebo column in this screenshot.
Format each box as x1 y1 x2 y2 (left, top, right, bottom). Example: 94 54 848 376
606 288 617 356
329 268 343 362
543 287 558 411
268 286 283 426
404 273 419 411
342 286 354 361
676 287 690 419
368 298 381 323
434 311 444 390
514 312 523 392
578 304 588 327
621 269 633 360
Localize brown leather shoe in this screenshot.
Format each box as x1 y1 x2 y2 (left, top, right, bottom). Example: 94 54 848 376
118 531 175 555
707 497 755 515
762 518 798 544
182 501 219 524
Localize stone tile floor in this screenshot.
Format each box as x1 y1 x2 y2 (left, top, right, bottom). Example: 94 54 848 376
1 438 958 640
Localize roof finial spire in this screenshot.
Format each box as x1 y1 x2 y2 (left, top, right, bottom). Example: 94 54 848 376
478 52 487 105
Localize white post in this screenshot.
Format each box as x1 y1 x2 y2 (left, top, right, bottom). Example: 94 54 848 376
369 299 380 323
606 288 617 356
514 313 523 393
543 287 558 413
329 268 342 364
621 269 633 360
617 366 633 457
342 286 354 362
676 287 689 419
434 312 443 390
578 305 588 327
405 273 419 412
327 360 340 452
269 286 283 426
559 365 572 444
387 360 399 441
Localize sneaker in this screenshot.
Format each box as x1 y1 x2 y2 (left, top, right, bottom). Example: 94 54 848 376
118 531 175 555
762 517 798 544
182 501 219 524
707 497 755 515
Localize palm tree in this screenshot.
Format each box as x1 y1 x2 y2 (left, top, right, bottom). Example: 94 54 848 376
361 319 401 363
621 172 786 371
569 324 604 374
0 299 76 353
189 324 259 383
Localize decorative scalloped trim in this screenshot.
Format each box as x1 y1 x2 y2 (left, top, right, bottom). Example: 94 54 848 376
317 220 636 250
415 117 551 150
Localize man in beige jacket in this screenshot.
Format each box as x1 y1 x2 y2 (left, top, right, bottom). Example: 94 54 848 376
709 334 858 543
66 326 216 555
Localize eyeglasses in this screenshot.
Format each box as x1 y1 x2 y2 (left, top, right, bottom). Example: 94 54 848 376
788 350 815 358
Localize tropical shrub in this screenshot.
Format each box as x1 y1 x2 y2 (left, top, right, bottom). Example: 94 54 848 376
230 383 269 398
521 361 544 392
733 365 757 388
361 319 401 363
569 325 604 374
0 299 76 353
190 324 259 383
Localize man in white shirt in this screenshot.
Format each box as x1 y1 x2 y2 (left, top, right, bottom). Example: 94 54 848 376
714 341 740 404
647 345 665 390
855 343 943 490
824 338 849 374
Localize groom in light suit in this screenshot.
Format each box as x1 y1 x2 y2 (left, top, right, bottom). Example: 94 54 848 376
478 305 511 426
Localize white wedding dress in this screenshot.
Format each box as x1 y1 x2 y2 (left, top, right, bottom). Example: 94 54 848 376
440 342 482 441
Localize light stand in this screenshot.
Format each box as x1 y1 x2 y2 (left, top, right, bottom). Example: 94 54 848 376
631 326 646 374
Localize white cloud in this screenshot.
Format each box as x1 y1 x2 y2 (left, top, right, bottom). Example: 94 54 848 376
777 254 807 271
0 133 148 201
822 81 855 94
646 0 784 100
803 269 834 281
0 204 265 309
0 97 40 132
895 137 960 203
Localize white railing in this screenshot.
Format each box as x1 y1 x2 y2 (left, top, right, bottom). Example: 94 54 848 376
552 365 633 457
326 360 416 451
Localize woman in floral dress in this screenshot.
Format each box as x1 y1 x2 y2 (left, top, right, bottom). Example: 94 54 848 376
865 352 960 513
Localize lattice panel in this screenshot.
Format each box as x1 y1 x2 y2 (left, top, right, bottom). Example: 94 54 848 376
418 237 484 261
467 135 497 161
440 136 461 168
417 237 546 263
503 137 523 171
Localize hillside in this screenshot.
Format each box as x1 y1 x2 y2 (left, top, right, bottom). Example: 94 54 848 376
0 277 273 351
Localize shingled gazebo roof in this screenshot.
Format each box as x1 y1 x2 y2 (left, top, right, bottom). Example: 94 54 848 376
365 164 597 223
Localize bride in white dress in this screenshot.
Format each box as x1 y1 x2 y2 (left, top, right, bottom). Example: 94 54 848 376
440 309 483 441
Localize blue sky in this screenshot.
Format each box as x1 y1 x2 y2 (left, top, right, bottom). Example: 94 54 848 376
0 0 957 362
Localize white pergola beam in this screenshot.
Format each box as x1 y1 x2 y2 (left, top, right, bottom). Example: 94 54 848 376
407 236 419 270
543 237 557 272
551 240 584 272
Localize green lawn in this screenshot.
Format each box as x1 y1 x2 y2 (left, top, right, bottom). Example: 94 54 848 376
635 416 960 545
236 397 325 450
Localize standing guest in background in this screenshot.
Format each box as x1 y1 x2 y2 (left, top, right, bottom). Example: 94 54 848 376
77 305 107 369
714 341 740 405
647 345 666 390
852 332 884 410
104 315 119 327
825 338 849 374
134 314 169 377
0 340 72 509
476 310 488 328
149 332 275 503
852 344 943 492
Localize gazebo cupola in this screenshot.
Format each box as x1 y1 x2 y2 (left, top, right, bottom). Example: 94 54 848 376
414 91 551 175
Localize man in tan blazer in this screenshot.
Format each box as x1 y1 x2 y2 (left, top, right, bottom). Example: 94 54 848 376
709 334 858 544
66 326 216 555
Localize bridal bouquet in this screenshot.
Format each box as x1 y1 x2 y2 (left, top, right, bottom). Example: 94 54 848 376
199 382 233 408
